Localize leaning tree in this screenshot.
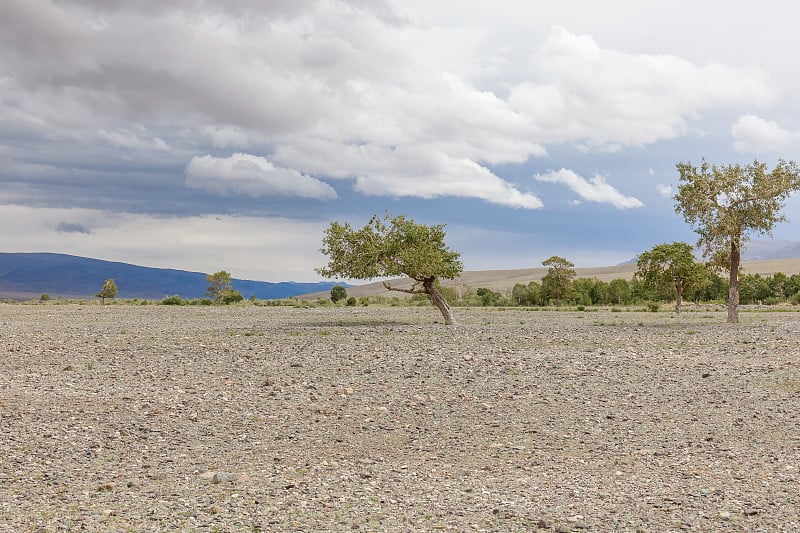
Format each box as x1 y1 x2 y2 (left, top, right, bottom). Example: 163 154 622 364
674 159 800 323
317 213 463 325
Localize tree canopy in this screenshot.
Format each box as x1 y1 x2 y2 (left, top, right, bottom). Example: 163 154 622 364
675 159 800 322
317 213 463 324
635 241 701 314
96 278 117 305
541 255 575 306
206 270 233 303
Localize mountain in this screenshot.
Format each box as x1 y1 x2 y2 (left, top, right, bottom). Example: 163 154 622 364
0 253 344 300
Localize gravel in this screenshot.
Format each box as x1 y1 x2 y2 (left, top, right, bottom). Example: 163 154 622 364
1 303 799 532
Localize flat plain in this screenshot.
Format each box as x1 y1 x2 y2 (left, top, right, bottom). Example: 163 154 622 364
1 304 799 532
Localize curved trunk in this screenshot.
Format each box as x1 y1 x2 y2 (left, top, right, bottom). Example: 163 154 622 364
728 240 740 324
423 278 457 325
674 278 683 315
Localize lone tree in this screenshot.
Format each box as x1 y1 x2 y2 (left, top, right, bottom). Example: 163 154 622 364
330 285 347 304
317 213 463 324
206 270 233 303
635 242 700 314
541 256 575 306
96 279 117 305
675 159 800 323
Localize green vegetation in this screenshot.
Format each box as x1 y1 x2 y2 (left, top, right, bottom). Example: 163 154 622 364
317 212 463 324
330 285 347 303
635 242 706 314
96 279 118 305
541 256 576 306
675 159 800 323
205 270 233 303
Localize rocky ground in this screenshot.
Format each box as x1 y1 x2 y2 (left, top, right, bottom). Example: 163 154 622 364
1 303 799 532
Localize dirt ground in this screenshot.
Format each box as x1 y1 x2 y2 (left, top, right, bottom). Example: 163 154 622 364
1 304 799 532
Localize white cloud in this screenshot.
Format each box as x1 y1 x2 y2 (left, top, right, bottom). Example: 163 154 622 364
184 153 337 199
274 140 543 208
656 184 673 199
731 114 799 153
98 129 171 151
536 169 644 209
508 28 774 150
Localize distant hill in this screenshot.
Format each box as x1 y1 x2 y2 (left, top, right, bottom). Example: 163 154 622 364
0 253 343 300
300 256 800 300
618 239 800 265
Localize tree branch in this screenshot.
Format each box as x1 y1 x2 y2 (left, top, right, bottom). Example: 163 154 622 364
383 281 424 294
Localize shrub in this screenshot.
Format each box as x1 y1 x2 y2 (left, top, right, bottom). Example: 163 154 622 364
39 293 51 302
221 289 244 304
330 285 347 303
359 296 370 306
346 296 357 306
161 295 186 306
646 302 660 312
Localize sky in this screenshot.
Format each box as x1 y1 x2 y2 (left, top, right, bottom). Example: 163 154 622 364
2 0 800 281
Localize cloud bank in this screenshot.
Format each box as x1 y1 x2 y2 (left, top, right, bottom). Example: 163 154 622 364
536 169 644 209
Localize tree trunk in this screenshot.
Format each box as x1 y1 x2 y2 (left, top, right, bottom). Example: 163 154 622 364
423 278 457 325
674 278 682 315
728 240 740 324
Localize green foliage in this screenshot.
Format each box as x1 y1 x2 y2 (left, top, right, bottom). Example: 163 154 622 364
345 296 357 306
206 270 233 303
318 213 462 281
39 293 51 302
221 288 244 304
330 285 347 303
317 212 463 324
541 256 575 306
161 294 186 305
96 279 118 304
675 159 800 322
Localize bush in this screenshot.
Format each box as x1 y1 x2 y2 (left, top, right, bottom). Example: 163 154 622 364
646 302 660 312
221 289 244 304
331 285 347 303
161 295 186 306
39 293 51 302
346 296 357 306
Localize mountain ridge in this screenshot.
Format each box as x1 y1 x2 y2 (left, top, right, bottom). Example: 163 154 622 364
0 253 342 300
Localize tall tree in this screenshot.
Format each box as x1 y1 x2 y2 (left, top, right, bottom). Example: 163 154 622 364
541 256 575 306
96 278 117 305
206 270 233 303
674 159 800 323
635 242 699 314
317 213 463 324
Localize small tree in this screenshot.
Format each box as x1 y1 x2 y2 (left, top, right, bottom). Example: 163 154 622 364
541 256 575 306
317 213 463 324
635 242 700 314
675 159 800 323
206 270 233 303
96 279 117 305
330 285 347 304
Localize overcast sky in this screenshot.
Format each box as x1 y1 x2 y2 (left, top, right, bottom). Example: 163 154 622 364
2 0 800 281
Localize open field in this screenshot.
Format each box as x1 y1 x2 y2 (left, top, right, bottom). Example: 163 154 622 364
302 257 800 299
1 304 799 532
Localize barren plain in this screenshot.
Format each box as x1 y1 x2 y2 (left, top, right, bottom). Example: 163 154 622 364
1 304 799 532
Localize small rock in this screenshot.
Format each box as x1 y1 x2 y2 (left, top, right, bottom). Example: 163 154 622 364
743 508 759 516
556 525 571 533
97 482 116 492
719 511 731 521
212 472 239 483
574 520 589 529
463 354 473 361
537 517 550 529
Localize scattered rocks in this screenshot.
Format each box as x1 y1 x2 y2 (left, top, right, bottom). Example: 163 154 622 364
2 305 799 531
